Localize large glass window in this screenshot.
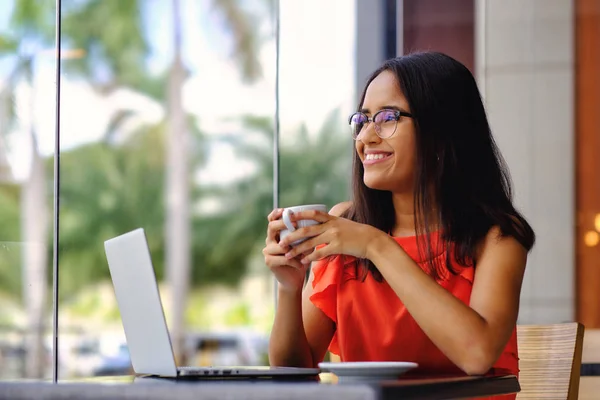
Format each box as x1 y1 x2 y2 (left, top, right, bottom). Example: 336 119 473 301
55 0 275 378
0 0 56 380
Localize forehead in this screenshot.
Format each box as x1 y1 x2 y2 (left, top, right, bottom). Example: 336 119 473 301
362 70 409 111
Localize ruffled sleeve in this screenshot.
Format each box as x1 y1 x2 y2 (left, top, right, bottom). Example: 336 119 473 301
459 264 474 283
309 247 346 356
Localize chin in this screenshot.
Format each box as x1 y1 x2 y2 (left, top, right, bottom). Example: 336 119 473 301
363 176 394 191
363 173 413 193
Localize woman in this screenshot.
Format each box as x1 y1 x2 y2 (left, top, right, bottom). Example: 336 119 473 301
263 52 535 390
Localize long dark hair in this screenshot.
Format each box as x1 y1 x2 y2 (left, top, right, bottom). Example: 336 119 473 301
344 51 535 281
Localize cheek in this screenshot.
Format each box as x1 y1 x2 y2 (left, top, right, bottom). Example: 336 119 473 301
392 138 417 174
391 136 415 160
355 141 363 156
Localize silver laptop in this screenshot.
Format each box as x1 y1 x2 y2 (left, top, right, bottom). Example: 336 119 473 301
104 228 319 379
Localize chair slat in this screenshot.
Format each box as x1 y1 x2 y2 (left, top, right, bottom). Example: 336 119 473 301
516 323 585 400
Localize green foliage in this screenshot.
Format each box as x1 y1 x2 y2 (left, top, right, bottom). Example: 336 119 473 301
199 109 352 281
0 0 352 304
224 303 251 326
0 34 19 55
50 109 350 298
210 0 263 82
9 0 55 42
55 124 168 298
60 0 149 91
0 184 22 299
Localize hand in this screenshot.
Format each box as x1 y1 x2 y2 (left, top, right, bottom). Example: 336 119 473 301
262 208 310 293
278 209 385 264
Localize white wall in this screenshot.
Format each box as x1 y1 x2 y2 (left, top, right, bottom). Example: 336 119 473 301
476 0 575 323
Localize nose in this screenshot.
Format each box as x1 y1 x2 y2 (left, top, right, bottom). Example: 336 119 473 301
357 122 381 144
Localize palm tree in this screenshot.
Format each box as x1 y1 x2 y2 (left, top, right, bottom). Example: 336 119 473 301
165 0 190 362
0 0 59 378
162 0 266 361
53 0 266 361
4 0 269 367
1 0 149 377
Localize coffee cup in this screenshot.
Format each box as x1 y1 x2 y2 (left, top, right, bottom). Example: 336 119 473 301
279 204 327 246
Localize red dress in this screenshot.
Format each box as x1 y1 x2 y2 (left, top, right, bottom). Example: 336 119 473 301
309 232 518 400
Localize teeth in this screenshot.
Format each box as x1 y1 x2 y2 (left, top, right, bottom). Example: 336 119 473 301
365 153 390 161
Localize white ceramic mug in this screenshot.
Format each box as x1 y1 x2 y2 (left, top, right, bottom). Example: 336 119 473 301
280 204 327 246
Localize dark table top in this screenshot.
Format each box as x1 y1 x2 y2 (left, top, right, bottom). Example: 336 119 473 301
0 373 520 400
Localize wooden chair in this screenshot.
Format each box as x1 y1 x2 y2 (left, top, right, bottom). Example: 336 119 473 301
581 328 600 367
580 329 600 400
516 322 585 400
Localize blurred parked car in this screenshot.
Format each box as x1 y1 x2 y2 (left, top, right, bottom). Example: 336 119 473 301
185 330 269 367
91 330 268 376
93 343 131 376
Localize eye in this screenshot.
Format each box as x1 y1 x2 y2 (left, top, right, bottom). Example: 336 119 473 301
374 110 397 124
350 113 368 135
351 113 368 125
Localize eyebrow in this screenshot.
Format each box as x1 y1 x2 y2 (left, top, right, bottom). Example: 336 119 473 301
360 105 406 114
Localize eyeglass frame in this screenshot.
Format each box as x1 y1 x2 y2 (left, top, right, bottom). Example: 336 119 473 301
348 108 414 139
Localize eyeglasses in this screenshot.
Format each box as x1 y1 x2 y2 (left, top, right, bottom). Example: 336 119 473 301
348 109 413 139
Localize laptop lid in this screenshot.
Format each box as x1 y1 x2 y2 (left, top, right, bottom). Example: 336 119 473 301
104 228 178 377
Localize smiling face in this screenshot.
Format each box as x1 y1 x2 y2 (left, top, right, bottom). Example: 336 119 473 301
355 70 417 193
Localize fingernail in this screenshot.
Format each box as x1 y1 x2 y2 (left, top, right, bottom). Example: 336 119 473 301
301 258 309 264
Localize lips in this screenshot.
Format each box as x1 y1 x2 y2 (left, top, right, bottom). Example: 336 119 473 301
363 152 393 165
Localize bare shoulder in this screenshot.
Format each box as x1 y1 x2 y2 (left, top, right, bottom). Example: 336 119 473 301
329 201 352 217
469 226 528 335
477 225 528 263
472 225 528 293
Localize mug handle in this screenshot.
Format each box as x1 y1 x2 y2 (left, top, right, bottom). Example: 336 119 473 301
282 209 295 233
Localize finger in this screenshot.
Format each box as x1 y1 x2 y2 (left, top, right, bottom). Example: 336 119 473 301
267 208 284 222
265 255 304 270
279 223 327 248
299 249 313 258
267 219 292 243
290 210 333 224
289 250 313 264
284 235 324 259
300 245 331 264
263 241 291 256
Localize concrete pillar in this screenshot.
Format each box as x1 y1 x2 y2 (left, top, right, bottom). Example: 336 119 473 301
476 0 575 323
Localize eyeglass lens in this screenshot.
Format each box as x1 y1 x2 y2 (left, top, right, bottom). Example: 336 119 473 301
350 110 398 139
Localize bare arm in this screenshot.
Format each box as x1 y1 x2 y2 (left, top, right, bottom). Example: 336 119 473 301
367 227 526 375
268 202 351 367
268 277 335 367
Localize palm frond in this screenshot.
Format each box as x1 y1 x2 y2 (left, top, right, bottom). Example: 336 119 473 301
61 0 149 90
10 0 55 42
0 57 34 137
211 0 262 82
0 34 19 56
102 109 137 145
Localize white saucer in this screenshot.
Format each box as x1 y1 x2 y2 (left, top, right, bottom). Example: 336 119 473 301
318 361 418 383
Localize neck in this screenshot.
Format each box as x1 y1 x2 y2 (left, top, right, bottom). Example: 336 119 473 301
391 191 440 237
391 192 416 236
